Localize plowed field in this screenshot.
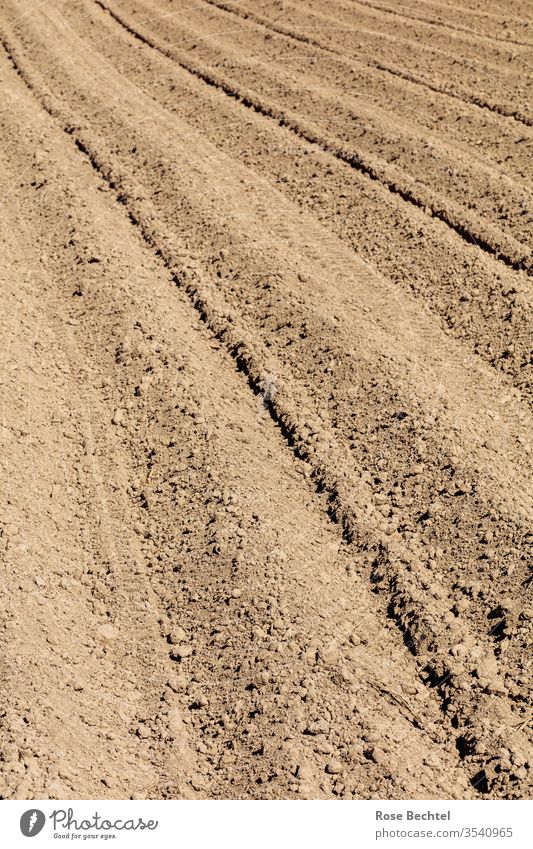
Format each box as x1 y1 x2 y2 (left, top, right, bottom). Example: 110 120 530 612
0 0 531 800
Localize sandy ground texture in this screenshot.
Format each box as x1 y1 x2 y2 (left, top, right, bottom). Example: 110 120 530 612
0 0 531 800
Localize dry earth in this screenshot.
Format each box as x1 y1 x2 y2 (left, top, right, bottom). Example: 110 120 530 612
0 0 532 800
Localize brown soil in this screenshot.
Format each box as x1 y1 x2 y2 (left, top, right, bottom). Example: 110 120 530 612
0 0 531 801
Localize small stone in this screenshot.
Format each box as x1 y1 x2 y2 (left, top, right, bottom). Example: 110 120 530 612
347 744 364 761
305 719 329 736
303 647 318 666
314 740 334 754
338 666 354 684
112 408 125 425
168 628 187 645
190 775 206 791
325 760 343 775
451 642 470 659
424 753 441 769
512 766 527 781
0 744 20 764
319 642 340 666
428 582 445 600
97 624 119 642
367 746 388 765
510 749 526 767
296 764 313 781
136 725 150 739
483 675 506 695
475 654 498 679
47 780 71 797
170 644 193 660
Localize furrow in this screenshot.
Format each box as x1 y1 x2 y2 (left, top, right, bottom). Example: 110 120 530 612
1 18 531 798
0 33 473 802
195 0 533 245
350 0 533 48
369 58 533 128
95 0 530 273
204 0 533 127
65 0 533 405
